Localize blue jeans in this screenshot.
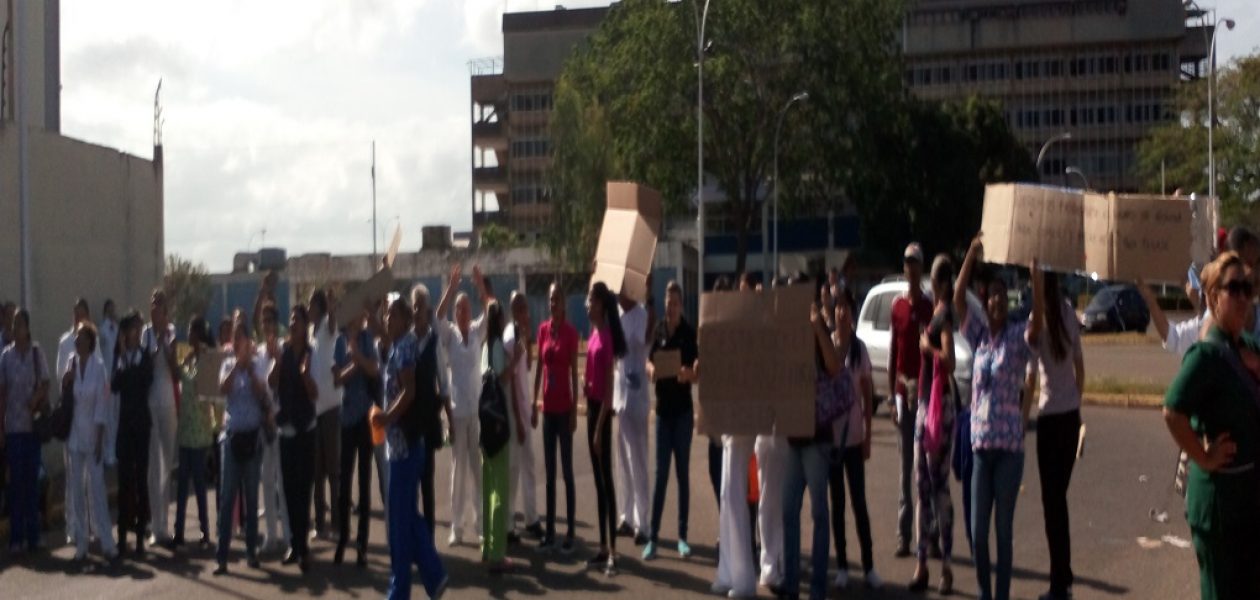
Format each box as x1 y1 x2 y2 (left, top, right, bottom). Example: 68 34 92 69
971 449 1024 600
387 438 446 600
216 434 262 565
783 441 832 600
5 432 40 549
650 411 693 543
175 446 210 542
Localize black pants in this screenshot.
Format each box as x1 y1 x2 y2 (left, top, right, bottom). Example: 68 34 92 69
281 430 315 558
337 420 372 553
543 411 576 541
1037 409 1080 596
588 404 616 549
116 426 151 547
829 444 874 573
708 437 722 508
420 439 437 542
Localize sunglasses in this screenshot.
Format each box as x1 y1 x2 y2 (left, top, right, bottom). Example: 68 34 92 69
1224 279 1255 298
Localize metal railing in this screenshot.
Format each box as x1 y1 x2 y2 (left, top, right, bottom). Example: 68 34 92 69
468 56 504 76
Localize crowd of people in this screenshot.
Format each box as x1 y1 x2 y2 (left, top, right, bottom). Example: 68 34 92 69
2 225 1257 600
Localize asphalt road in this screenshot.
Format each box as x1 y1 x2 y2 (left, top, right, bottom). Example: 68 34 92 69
1081 342 1181 387
0 405 1196 599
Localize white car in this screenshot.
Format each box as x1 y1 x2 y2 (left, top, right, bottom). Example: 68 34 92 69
856 278 985 407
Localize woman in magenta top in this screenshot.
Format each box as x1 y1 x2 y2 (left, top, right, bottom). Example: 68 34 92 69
585 281 627 575
531 283 580 553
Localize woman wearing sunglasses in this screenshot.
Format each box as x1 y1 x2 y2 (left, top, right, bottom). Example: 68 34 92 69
1163 250 1260 600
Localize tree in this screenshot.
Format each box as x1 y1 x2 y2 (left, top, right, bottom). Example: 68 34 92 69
164 254 212 330
478 222 518 252
1136 55 1260 226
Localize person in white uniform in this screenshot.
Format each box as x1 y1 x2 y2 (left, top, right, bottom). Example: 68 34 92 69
435 263 493 546
614 292 651 545
57 298 96 544
713 275 758 598
504 292 543 541
143 290 180 545
308 290 342 539
256 303 291 554
62 324 119 563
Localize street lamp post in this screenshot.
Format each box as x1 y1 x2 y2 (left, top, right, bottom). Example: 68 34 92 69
1035 131 1072 172
1208 16 1235 199
695 0 712 296
772 92 809 283
1065 166 1089 191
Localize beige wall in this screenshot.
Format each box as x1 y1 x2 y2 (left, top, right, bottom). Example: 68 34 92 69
0 126 164 370
1 0 58 129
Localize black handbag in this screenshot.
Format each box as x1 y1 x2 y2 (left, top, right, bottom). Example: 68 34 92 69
229 428 260 462
29 347 56 444
49 357 77 442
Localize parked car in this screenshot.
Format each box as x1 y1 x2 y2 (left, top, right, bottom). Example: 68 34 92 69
856 279 986 406
1081 284 1149 333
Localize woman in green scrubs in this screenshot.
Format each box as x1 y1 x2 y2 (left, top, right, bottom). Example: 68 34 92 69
1163 250 1260 600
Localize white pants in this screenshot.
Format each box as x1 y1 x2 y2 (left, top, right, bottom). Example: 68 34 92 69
260 435 290 544
615 403 650 533
717 435 757 596
449 415 483 536
507 400 538 529
755 434 789 586
148 400 177 540
67 449 117 557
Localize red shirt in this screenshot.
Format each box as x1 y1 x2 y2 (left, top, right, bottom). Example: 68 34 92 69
889 293 933 396
584 326 613 405
539 319 579 414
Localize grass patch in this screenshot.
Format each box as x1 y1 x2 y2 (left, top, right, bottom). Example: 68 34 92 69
1084 376 1166 396
1080 332 1156 346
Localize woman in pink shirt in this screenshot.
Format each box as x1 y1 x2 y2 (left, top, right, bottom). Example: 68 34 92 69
532 283 580 554
585 281 627 576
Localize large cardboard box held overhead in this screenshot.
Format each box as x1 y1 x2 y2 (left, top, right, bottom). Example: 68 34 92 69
980 183 1085 272
334 266 394 329
1084 193 1214 283
591 182 663 303
697 284 816 437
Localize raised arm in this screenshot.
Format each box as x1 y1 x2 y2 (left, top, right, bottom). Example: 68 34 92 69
1135 278 1170 343
435 263 462 324
472 264 495 308
955 234 982 319
812 303 840 377
1026 260 1045 346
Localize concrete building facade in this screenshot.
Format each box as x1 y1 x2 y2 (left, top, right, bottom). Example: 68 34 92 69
903 0 1212 193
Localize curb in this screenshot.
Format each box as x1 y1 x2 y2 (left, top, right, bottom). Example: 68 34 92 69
1082 392 1164 409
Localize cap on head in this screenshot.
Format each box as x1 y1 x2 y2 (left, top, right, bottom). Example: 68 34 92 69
903 243 924 264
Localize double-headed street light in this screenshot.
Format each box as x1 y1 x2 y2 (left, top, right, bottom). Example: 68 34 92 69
1035 131 1072 172
1208 16 1235 199
695 0 712 296
772 92 809 283
1065 166 1089 191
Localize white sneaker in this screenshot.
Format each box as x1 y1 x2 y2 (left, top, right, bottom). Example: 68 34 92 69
711 582 732 595
833 570 849 589
728 590 755 599
865 568 883 590
447 530 461 547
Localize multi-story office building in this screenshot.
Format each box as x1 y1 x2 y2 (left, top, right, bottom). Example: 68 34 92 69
469 6 608 244
903 0 1212 193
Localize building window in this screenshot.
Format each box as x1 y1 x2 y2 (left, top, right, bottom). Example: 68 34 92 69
510 91 553 112
510 138 551 158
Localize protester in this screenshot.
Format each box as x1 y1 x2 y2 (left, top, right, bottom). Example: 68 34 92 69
955 236 1044 600
143 289 180 546
99 299 120 469
644 280 699 562
371 297 449 600
584 282 627 575
1 309 49 554
410 285 446 539
614 290 651 547
1163 250 1260 600
270 304 319 573
713 277 758 598
63 324 119 563
534 282 580 554
705 278 730 525
214 321 274 575
888 243 934 558
57 298 93 545
828 288 881 591
112 311 153 556
780 277 843 600
504 292 542 541
256 304 290 554
1031 273 1085 600
434 263 495 546
171 317 217 550
333 309 379 567
308 290 342 541
909 255 959 594
480 300 520 572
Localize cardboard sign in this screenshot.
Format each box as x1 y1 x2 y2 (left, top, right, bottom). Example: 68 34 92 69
697 285 816 437
335 266 394 328
652 349 682 380
980 183 1085 272
195 350 228 397
1084 193 1205 283
384 225 402 269
591 182 663 303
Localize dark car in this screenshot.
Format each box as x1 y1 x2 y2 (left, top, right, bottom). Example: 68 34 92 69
1082 284 1149 333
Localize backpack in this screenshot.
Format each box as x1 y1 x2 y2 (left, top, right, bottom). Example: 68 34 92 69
479 340 511 457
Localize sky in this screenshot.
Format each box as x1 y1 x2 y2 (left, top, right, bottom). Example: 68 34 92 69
58 0 1258 273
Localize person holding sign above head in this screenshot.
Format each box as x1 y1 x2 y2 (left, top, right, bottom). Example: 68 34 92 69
955 235 1044 600
644 280 699 563
888 243 934 559
584 281 627 576
1162 250 1260 600
534 282 580 555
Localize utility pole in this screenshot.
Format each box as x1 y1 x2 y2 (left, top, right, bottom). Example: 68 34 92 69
371 140 377 264
15 0 31 308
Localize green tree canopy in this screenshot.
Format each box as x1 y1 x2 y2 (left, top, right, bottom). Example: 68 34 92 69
478 222 518 252
164 254 211 330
